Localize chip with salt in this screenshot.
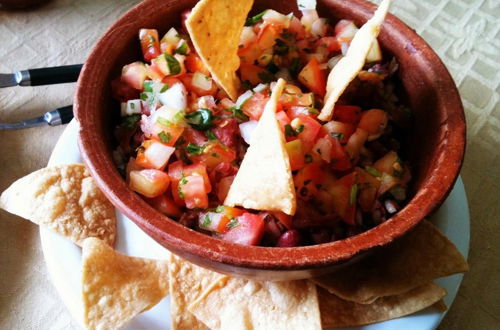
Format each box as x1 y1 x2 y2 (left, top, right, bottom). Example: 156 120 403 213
318 0 392 121
319 282 446 327
82 237 169 330
188 277 321 330
168 253 227 330
0 164 116 246
224 78 297 215
312 220 468 304
186 0 253 101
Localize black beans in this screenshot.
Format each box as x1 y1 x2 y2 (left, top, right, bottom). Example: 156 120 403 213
276 230 303 247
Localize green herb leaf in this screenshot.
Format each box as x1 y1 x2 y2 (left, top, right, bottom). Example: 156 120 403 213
164 54 181 75
178 176 188 199
205 130 218 141
202 214 212 227
157 117 172 127
158 131 172 143
330 132 345 140
365 166 382 177
143 80 154 93
175 41 188 55
349 184 358 205
273 39 289 55
215 205 225 213
159 83 170 93
228 106 249 121
140 92 149 101
308 107 320 115
245 10 267 26
284 124 297 137
186 143 206 156
226 218 240 230
295 124 305 133
185 108 214 130
120 114 141 129
172 110 186 125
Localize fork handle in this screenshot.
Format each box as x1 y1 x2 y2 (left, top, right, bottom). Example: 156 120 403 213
19 64 83 86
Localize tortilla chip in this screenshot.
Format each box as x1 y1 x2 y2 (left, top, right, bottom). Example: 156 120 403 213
318 0 392 121
82 237 169 330
186 0 253 100
189 277 321 330
312 220 468 304
168 253 227 330
0 164 116 246
224 79 297 215
319 283 446 327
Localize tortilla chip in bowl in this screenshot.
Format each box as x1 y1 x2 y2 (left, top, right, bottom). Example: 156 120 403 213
74 0 465 280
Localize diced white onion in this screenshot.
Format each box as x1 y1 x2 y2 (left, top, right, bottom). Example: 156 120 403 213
328 55 343 69
300 9 319 32
239 120 258 145
253 83 268 93
366 39 382 63
192 72 212 91
311 18 328 38
162 27 180 45
198 212 224 232
341 42 350 56
297 0 317 10
262 9 291 28
335 20 358 42
144 142 175 170
121 99 142 116
158 83 187 111
239 26 257 47
236 90 254 108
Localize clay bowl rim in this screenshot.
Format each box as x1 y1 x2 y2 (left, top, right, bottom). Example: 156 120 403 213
75 0 466 271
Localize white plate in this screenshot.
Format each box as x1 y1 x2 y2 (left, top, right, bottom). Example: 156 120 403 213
40 120 470 330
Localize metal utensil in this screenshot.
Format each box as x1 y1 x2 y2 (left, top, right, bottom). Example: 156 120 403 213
0 64 82 88
0 105 73 130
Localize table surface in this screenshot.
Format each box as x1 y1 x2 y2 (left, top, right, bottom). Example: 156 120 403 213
0 0 498 329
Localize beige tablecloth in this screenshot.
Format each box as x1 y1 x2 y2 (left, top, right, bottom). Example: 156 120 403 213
0 0 498 329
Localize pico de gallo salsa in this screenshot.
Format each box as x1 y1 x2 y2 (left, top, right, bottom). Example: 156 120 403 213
111 8 412 247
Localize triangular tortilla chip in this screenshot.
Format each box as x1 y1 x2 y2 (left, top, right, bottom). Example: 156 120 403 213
168 253 227 330
189 277 321 330
82 238 169 330
186 0 253 100
318 0 392 121
224 79 297 215
319 283 446 327
312 220 468 304
0 164 116 246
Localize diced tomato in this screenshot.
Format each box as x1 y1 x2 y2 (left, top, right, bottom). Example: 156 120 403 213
239 64 268 86
183 127 208 145
288 16 306 40
121 62 148 90
145 63 164 81
238 41 262 65
379 173 399 195
285 139 305 171
270 211 292 229
311 135 334 162
145 193 182 218
135 140 175 170
179 174 209 209
327 171 357 225
221 213 265 246
334 20 358 43
183 162 212 193
298 57 326 96
296 114 322 152
322 120 355 144
111 78 139 102
345 128 368 160
179 73 218 96
294 163 325 200
129 169 170 198
373 151 402 177
317 36 341 52
216 176 235 203
139 29 161 62
209 162 238 182
355 167 381 212
191 143 236 171
167 161 185 206
185 53 210 75
241 92 269 121
330 136 352 171
332 105 362 124
212 118 239 149
358 109 388 141
161 76 182 87
257 23 282 50
149 122 185 147
276 111 291 131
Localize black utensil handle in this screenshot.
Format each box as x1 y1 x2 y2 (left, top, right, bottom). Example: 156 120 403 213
56 105 74 124
28 64 83 86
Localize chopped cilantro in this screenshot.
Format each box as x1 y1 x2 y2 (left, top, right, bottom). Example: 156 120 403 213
178 176 188 199
330 132 345 140
215 205 225 213
160 83 169 93
226 218 240 230
365 166 382 177
349 184 358 205
228 106 249 121
284 124 304 137
295 124 305 133
202 214 212 227
120 114 141 129
185 108 214 130
245 10 267 26
143 80 154 92
186 143 206 156
175 41 188 55
158 131 172 143
164 54 181 75
140 92 149 101
157 117 172 127
205 130 218 141
273 39 289 55
308 107 320 115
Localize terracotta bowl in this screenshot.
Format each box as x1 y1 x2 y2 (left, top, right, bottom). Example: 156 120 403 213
75 0 465 280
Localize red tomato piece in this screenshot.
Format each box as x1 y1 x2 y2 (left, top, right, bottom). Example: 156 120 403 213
298 57 326 96
330 136 352 171
241 92 269 121
183 127 208 146
288 16 306 40
270 211 293 229
257 23 282 50
238 41 262 65
212 118 239 149
317 36 341 52
145 193 183 218
121 62 148 91
345 128 368 160
358 109 389 140
239 64 268 86
183 162 212 193
179 174 209 209
296 114 322 152
190 143 237 171
139 29 161 62
373 151 401 177
167 161 185 206
135 140 175 170
221 213 265 246
179 73 218 96
355 167 381 212
129 169 170 198
185 53 210 75
322 120 355 144
216 176 235 203
294 163 325 200
332 105 362 124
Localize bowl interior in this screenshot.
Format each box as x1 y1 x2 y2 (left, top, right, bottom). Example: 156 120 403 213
75 0 465 280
